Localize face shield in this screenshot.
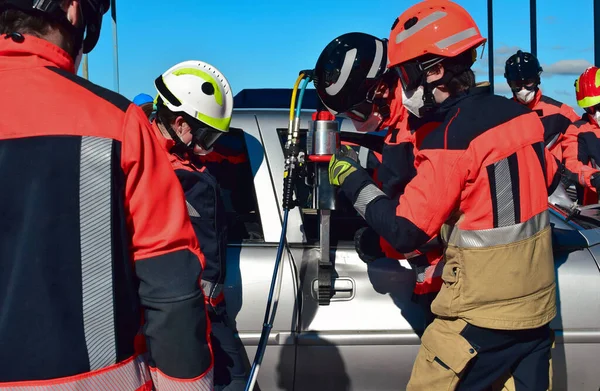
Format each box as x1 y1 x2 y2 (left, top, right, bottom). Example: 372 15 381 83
192 125 223 153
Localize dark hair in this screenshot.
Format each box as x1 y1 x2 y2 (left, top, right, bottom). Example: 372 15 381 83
156 103 179 127
0 9 74 55
156 100 203 130
139 102 155 119
441 50 476 95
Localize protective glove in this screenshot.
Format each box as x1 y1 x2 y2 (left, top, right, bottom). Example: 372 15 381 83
354 226 385 263
560 165 579 189
329 145 362 187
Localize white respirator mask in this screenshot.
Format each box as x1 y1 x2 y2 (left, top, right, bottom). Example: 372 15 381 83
402 86 426 118
516 88 535 104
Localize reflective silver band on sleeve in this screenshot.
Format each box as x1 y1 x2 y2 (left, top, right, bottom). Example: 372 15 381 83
353 184 386 218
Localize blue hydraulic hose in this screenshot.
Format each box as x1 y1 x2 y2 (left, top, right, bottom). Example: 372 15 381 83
245 211 289 391
295 77 311 118
245 75 311 391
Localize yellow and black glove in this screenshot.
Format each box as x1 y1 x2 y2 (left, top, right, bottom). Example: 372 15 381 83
329 145 361 186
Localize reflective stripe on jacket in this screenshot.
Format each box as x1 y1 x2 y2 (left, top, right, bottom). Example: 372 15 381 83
340 86 559 330
0 34 212 389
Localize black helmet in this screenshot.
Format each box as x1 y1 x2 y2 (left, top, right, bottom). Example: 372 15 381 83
1 0 110 54
313 32 388 121
504 50 543 85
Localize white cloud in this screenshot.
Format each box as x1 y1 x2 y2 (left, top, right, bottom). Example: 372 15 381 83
542 59 593 76
494 83 513 94
495 45 521 55
554 89 572 97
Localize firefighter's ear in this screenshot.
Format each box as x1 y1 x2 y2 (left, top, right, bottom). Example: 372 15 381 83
173 116 185 129
65 1 84 29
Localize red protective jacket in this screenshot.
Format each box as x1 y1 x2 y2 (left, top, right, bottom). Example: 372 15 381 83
517 89 580 161
561 116 600 204
341 86 560 329
0 34 212 390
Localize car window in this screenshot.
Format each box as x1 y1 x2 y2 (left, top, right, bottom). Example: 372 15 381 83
198 127 264 243
276 128 379 245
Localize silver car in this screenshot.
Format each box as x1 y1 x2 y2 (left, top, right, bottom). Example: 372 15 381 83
205 89 600 391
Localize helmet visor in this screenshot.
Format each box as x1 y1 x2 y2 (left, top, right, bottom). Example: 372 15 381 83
393 57 443 91
393 61 424 91
584 103 600 115
508 79 537 93
344 78 389 122
193 126 223 151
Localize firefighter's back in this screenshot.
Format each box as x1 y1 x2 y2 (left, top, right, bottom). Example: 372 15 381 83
423 89 557 330
0 34 146 383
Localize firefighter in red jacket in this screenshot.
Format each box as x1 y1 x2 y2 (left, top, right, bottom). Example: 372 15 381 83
561 66 600 204
0 1 213 390
151 60 248 390
313 32 444 330
329 1 561 388
504 50 580 162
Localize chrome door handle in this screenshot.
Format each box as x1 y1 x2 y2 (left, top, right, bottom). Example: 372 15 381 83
311 277 355 302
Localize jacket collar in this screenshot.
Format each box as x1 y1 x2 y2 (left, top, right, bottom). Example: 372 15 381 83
151 120 205 171
528 88 543 108
0 33 74 73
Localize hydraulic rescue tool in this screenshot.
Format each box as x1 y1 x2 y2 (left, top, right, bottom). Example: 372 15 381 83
245 71 342 390
306 109 341 305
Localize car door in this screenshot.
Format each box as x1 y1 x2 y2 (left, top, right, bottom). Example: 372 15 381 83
547 207 600 390
209 112 298 391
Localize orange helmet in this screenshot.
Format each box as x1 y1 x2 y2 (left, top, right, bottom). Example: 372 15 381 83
575 66 600 109
388 0 486 89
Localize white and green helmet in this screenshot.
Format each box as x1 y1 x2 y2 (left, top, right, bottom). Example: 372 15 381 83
154 60 233 134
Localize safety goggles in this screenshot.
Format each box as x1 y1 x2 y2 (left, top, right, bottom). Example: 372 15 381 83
345 79 389 122
393 57 444 91
507 80 538 93
193 126 223 151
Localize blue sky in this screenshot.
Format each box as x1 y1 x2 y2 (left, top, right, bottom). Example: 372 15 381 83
83 0 595 114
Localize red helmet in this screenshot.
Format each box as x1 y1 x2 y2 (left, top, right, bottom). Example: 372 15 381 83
388 1 486 91
575 66 600 109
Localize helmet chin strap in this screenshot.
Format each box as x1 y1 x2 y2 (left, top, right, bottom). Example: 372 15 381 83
157 116 192 155
420 66 461 113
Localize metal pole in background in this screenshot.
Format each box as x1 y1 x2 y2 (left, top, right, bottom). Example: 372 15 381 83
487 0 494 92
530 0 537 57
82 54 89 80
595 0 600 66
110 0 120 93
